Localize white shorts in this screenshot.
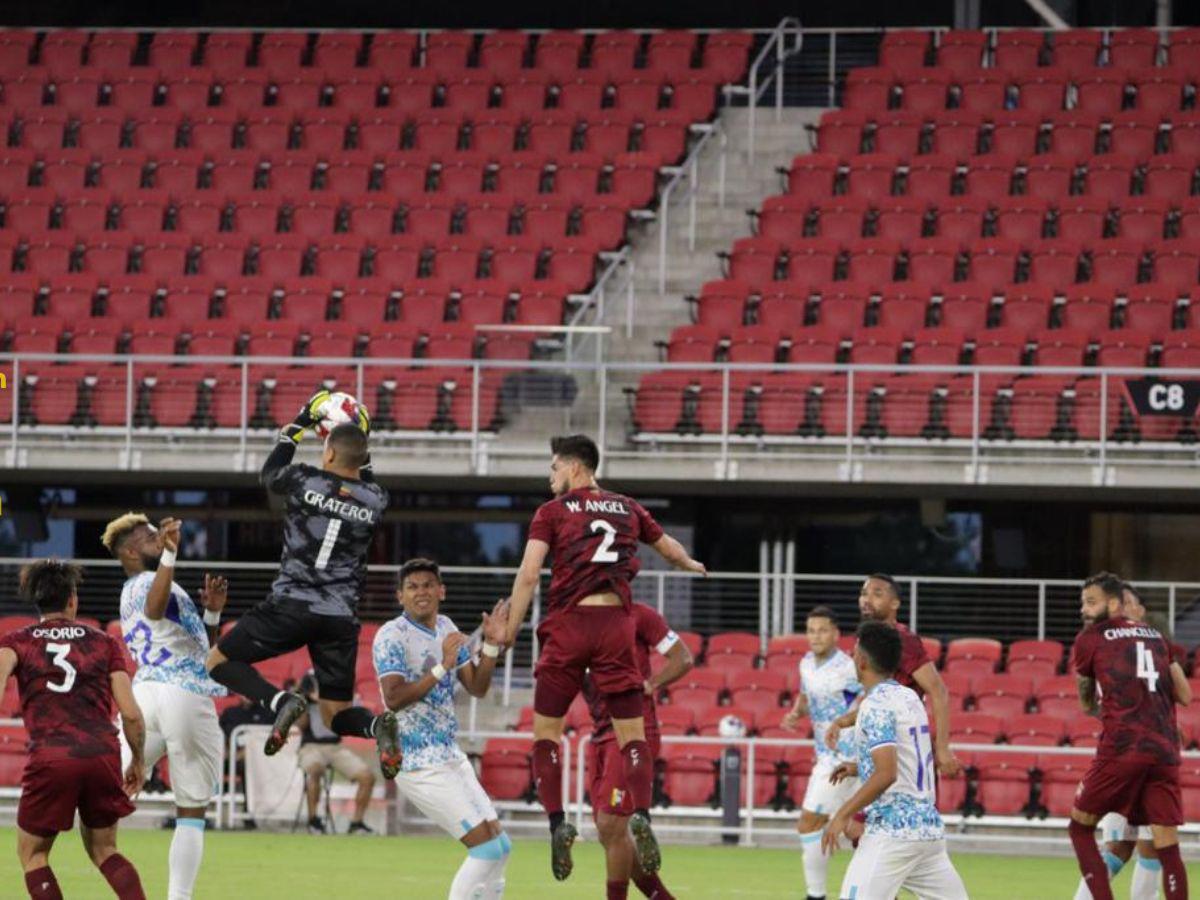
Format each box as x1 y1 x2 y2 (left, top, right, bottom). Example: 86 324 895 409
840 833 968 900
119 681 223 809
802 758 858 817
397 756 498 839
1099 811 1152 843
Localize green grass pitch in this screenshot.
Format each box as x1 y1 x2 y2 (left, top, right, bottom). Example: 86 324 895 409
3 828 1197 897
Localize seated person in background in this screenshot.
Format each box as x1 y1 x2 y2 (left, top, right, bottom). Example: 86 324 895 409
296 671 377 835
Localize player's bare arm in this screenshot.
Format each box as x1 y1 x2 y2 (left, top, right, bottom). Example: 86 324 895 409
912 661 961 777
1170 661 1192 706
645 639 693 696
1076 674 1100 716
199 572 229 644
821 744 898 855
504 539 549 646
0 646 16 699
110 669 146 799
143 517 182 621
782 674 809 730
649 534 707 576
381 632 469 711
457 600 509 698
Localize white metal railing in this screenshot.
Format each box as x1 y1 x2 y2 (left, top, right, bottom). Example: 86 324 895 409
656 120 727 295
6 353 1200 486
722 17 804 162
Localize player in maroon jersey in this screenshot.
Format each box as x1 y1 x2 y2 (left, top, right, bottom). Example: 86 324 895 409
504 434 706 882
585 602 693 900
1069 572 1189 900
823 574 962 779
0 560 148 900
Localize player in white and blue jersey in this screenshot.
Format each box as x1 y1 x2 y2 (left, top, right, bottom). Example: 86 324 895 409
373 558 512 899
103 512 228 900
781 606 863 900
821 621 967 900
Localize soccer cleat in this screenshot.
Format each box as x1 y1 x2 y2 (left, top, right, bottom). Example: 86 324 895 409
629 811 661 874
550 820 577 881
307 816 327 835
347 821 375 835
264 692 306 756
374 711 402 780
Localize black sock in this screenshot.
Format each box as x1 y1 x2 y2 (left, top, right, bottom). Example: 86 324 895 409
210 661 280 708
330 706 377 739
549 811 565 833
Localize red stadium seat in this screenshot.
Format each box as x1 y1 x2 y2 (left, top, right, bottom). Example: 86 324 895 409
661 742 721 806
972 674 1032 718
973 749 1037 815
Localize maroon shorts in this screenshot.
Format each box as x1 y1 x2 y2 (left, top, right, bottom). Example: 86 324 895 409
1075 756 1183 827
534 605 643 717
589 734 661 818
18 752 135 837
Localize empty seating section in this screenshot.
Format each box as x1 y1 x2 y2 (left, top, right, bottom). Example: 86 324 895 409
634 28 1200 444
0 28 753 431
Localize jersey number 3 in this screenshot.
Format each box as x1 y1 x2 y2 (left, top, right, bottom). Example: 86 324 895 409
45 643 76 693
589 520 619 563
1136 641 1160 693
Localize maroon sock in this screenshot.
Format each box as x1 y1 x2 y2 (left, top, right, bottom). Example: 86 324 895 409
607 880 629 900
633 871 675 899
99 854 145 900
621 740 654 811
1157 843 1189 899
532 739 564 816
1068 821 1113 900
24 866 62 900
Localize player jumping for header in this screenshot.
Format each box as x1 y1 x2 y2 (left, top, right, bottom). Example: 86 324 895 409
205 393 402 778
504 434 707 882
1069 572 1189 900
0 560 148 900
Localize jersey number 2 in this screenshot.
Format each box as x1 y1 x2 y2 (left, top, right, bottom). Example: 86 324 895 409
589 520 619 563
45 643 76 693
1136 641 1160 693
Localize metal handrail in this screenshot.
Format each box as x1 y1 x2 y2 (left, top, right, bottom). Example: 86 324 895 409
656 120 727 295
723 17 804 162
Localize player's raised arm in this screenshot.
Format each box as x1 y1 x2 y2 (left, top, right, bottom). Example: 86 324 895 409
458 600 509 698
379 632 468 712
504 538 549 646
649 533 706 576
110 669 146 798
199 573 229 644
911 661 961 778
260 391 329 490
143 517 182 621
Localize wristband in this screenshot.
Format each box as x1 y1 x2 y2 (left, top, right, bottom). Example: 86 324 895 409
430 663 447 681
160 547 177 567
203 609 221 627
482 642 500 659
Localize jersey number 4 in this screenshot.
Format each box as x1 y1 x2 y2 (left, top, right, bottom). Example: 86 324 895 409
1136 641 1160 693
589 520 619 563
45 642 76 693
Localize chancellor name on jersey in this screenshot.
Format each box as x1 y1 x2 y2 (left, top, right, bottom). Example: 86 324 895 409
372 614 472 771
856 680 944 842
264 461 389 617
802 649 862 764
120 572 226 698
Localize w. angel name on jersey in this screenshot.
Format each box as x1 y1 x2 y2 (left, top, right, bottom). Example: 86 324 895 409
801 649 862 764
373 614 472 772
855 680 944 841
263 461 389 617
119 572 226 698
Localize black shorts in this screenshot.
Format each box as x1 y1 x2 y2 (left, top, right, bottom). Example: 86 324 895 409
218 597 359 702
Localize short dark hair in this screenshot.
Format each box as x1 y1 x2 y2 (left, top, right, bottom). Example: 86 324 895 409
807 605 839 628
1121 581 1144 604
856 621 902 675
551 434 599 472
1084 571 1125 600
866 573 902 600
328 423 369 469
19 559 82 614
398 557 441 588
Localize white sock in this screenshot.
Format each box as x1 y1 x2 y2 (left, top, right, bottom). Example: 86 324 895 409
449 855 496 900
801 831 827 898
1073 849 1128 900
168 817 206 900
1131 855 1162 900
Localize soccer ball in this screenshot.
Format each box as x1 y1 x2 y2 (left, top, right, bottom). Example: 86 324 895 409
717 714 747 738
314 392 364 439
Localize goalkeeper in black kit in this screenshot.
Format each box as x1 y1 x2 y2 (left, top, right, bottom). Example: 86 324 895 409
206 392 402 778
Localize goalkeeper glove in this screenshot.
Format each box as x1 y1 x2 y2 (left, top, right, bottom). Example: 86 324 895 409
282 390 331 443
